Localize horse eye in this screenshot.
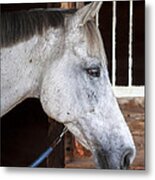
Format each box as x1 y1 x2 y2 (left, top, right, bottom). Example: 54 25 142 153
86 67 100 78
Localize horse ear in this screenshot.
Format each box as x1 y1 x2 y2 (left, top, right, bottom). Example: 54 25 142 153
75 2 103 26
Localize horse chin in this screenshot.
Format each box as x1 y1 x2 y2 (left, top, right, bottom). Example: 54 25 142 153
95 158 109 169
92 150 109 169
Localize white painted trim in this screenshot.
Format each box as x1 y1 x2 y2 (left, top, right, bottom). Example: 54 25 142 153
112 86 145 98
128 0 133 87
112 0 117 86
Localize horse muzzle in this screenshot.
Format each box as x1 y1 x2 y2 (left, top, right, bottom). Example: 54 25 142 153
93 147 136 169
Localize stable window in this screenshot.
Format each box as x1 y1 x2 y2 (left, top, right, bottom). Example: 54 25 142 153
99 0 145 97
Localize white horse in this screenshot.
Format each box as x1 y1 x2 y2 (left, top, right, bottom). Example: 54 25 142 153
1 2 136 169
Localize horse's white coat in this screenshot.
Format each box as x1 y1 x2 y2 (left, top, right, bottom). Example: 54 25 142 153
1 2 136 169
1 27 65 116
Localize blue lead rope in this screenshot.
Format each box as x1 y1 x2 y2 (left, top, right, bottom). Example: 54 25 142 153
29 127 68 168
29 147 53 168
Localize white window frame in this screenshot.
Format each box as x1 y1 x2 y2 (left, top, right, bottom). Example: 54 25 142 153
111 0 144 98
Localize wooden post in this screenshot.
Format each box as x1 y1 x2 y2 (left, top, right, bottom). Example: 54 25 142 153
61 2 76 9
65 131 74 164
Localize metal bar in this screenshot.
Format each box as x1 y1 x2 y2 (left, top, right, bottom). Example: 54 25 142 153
128 0 133 87
112 0 117 86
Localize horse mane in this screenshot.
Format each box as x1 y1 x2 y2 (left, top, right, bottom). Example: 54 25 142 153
0 9 65 48
1 8 106 61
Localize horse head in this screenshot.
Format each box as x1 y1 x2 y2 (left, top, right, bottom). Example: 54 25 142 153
40 2 136 169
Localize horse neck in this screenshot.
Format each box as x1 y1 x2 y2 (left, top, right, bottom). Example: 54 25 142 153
1 27 65 116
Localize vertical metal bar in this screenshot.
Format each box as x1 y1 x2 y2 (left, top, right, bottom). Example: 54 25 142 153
96 12 99 27
128 0 133 87
112 0 117 86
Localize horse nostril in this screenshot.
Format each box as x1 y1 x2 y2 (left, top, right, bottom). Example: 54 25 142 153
121 149 133 169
